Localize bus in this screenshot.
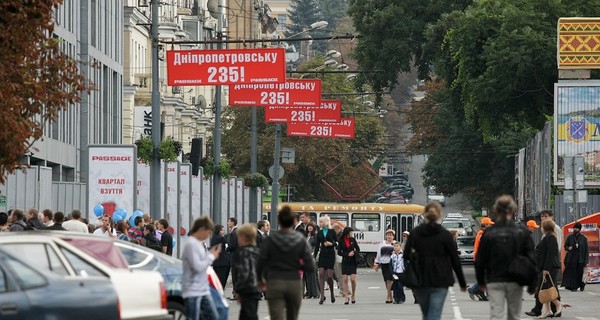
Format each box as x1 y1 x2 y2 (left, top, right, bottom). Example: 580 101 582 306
263 202 425 267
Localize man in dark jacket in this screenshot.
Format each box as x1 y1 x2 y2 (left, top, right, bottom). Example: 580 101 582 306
25 208 46 230
257 206 315 320
48 211 67 231
562 222 589 292
232 224 261 320
475 195 536 320
9 209 27 231
141 224 162 252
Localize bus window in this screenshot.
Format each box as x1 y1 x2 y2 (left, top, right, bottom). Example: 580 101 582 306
320 213 348 228
391 216 399 241
401 215 416 233
352 213 380 232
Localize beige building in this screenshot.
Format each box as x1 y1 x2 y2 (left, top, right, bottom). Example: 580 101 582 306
122 0 224 157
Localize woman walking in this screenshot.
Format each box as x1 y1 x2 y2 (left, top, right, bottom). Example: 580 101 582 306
314 215 338 304
536 220 562 318
304 222 320 299
374 229 396 303
211 224 230 289
404 202 466 319
337 226 360 304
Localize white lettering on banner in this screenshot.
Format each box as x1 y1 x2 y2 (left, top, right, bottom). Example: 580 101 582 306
321 102 337 110
173 52 279 66
91 156 132 161
232 82 316 91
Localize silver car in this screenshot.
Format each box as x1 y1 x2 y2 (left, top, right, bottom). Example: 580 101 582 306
456 236 476 263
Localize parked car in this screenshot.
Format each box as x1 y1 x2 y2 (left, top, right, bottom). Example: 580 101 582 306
0 248 120 320
0 232 170 320
426 186 446 207
109 238 229 320
456 236 476 263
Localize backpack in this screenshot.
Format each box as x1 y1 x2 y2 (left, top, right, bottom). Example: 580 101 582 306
144 236 163 252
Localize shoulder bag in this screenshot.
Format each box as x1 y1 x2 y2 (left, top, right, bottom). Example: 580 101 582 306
538 274 558 304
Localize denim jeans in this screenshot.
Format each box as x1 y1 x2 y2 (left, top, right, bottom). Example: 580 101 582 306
392 276 406 302
413 287 448 320
185 294 219 320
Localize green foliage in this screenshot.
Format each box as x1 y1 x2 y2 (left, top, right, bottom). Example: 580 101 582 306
201 157 233 179
287 0 329 52
135 136 182 164
243 172 269 189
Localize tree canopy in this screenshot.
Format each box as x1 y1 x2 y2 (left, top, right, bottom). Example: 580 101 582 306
0 0 88 184
350 0 600 207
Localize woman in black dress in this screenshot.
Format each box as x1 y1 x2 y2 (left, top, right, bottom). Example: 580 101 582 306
210 224 230 289
536 220 563 318
314 215 338 304
338 226 360 304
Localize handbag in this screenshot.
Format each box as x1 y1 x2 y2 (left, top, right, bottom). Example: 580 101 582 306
401 248 421 288
538 275 558 304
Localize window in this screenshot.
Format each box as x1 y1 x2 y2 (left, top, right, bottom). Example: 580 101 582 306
2 255 47 290
352 213 380 232
0 268 6 292
1 243 68 276
117 246 151 267
320 213 348 227
59 248 106 278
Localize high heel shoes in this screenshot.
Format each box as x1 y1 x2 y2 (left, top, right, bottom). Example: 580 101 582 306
345 297 349 305
537 311 553 319
319 297 325 305
554 304 563 318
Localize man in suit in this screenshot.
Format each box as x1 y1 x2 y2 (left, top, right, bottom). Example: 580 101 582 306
294 213 307 237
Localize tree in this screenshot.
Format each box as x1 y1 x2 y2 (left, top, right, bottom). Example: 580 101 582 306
0 0 88 184
320 0 348 31
222 58 385 201
286 0 329 52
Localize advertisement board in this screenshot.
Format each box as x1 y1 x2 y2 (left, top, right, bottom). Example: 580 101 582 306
165 162 180 254
229 79 322 107
136 161 150 213
554 81 600 186
265 99 341 123
558 18 600 69
166 48 286 86
287 118 356 139
179 164 191 259
191 174 201 221
202 179 211 218
88 145 137 220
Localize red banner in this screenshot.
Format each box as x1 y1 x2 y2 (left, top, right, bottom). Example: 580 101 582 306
229 79 322 107
166 48 286 86
265 100 342 123
287 118 355 139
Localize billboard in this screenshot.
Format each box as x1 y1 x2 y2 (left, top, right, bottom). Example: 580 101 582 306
558 18 600 69
554 81 600 186
166 48 286 86
265 100 342 123
229 79 322 107
287 118 356 139
88 145 137 220
165 162 180 250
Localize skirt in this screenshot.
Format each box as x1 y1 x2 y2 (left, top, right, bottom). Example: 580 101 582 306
318 250 336 269
380 263 394 281
341 262 357 275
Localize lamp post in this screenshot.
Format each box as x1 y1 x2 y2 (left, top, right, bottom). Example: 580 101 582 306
150 0 162 221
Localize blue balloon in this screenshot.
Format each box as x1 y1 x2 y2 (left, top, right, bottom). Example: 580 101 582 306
112 213 124 222
115 208 127 219
172 239 177 248
93 204 104 217
129 215 138 227
133 210 143 218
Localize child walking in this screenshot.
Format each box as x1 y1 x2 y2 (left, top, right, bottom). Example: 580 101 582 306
231 224 261 320
390 241 406 304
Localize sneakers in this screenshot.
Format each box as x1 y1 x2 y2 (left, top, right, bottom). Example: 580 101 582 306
468 291 476 301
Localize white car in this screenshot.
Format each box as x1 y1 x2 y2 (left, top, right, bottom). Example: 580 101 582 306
0 232 170 320
426 186 446 206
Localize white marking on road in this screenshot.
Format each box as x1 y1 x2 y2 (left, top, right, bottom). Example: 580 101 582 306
367 286 380 289
586 291 598 296
453 305 471 320
576 318 599 320
451 298 456 301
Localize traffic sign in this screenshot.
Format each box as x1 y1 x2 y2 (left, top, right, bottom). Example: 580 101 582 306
166 48 286 86
287 118 356 139
229 79 322 107
281 148 295 164
268 165 284 180
265 100 342 123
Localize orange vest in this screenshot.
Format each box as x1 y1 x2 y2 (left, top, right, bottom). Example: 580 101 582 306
473 229 485 261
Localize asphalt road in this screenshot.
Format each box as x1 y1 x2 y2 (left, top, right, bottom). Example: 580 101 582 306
227 265 600 320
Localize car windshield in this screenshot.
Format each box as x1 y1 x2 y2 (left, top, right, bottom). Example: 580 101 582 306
61 238 129 269
442 221 464 228
457 237 475 246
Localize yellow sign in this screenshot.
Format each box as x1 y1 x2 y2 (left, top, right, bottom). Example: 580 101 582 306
558 18 600 69
557 116 600 142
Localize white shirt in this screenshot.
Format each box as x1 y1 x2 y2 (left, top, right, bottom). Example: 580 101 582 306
182 238 215 298
93 227 117 237
62 220 89 233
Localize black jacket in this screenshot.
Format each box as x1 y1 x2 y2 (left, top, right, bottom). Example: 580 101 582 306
536 234 561 271
232 245 261 294
48 223 66 231
314 228 338 258
337 237 360 265
9 220 27 232
211 235 230 267
475 220 536 285
564 232 589 264
404 221 466 288
25 218 47 230
257 229 315 280
295 223 307 237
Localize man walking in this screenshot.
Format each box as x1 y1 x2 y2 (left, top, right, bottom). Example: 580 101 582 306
157 219 173 256
475 195 536 320
468 217 494 301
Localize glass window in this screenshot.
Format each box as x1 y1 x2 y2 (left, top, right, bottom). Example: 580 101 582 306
457 237 475 247
59 248 106 278
0 268 6 292
351 213 380 232
320 213 348 227
442 221 464 229
2 255 47 290
117 246 151 267
1 244 47 271
46 245 69 276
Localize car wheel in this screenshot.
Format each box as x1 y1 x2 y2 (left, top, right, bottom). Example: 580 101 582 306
168 301 186 320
